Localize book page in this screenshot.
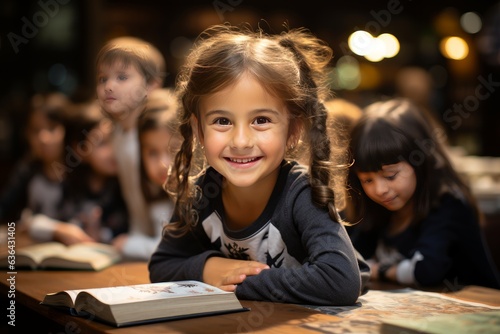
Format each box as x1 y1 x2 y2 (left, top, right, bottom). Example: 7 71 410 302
74 281 230 306
68 242 120 257
17 242 67 265
42 289 86 308
40 242 121 270
67 243 120 261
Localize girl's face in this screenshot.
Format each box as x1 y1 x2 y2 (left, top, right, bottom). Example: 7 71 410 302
96 61 149 120
26 110 65 164
356 161 417 212
141 128 181 186
83 120 118 177
198 73 291 189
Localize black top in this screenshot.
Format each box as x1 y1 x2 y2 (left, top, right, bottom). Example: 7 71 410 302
150 160 370 305
349 193 500 289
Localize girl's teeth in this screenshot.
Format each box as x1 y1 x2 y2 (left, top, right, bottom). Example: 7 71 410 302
231 157 256 163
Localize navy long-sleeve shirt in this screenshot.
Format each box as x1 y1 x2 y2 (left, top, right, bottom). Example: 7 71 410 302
350 193 500 289
149 160 369 305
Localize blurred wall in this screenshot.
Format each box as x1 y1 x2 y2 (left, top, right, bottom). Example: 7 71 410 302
1 0 499 188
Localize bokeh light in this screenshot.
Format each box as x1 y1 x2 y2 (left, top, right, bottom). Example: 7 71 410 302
460 12 482 34
348 31 400 62
348 30 373 56
440 36 469 60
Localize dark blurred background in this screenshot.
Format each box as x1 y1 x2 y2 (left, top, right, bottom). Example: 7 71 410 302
1 0 500 186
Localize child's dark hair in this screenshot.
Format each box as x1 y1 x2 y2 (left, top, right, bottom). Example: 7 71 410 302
138 88 180 202
64 100 104 150
63 101 108 201
167 24 345 236
28 91 70 122
24 92 70 159
347 98 480 228
25 92 69 136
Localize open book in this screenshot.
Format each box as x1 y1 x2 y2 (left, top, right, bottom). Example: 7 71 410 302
1 241 121 271
380 310 500 334
41 281 248 327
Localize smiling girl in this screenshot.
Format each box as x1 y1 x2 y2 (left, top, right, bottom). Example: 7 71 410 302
148 24 369 306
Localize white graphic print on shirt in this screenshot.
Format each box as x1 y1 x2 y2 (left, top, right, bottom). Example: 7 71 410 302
202 212 301 268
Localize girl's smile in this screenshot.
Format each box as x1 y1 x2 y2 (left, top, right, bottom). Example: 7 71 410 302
381 196 398 206
225 156 262 168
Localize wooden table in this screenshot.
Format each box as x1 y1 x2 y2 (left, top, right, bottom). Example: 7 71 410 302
1 261 344 333
2 228 500 333
2 261 500 334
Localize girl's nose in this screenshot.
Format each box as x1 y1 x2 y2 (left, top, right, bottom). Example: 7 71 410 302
38 129 52 144
374 179 389 196
231 125 253 149
104 80 113 92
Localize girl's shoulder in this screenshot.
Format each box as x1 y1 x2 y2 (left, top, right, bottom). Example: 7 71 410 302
5 157 40 184
424 192 478 227
279 160 314 199
437 192 473 211
20 158 44 175
284 160 309 181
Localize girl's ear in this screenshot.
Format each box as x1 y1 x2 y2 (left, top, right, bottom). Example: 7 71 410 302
147 81 158 94
190 115 204 146
287 136 298 150
148 77 163 92
287 120 302 149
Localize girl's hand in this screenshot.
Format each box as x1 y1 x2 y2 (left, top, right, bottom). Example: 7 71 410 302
54 223 95 245
369 261 380 280
111 233 129 252
369 260 398 282
203 257 269 291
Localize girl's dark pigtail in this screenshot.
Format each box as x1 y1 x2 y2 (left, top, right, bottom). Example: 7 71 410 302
165 113 196 237
279 36 342 223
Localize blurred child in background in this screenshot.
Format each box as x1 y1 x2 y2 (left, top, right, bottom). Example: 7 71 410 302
26 101 129 245
95 36 166 254
346 98 500 289
0 92 70 225
58 101 129 244
112 88 181 259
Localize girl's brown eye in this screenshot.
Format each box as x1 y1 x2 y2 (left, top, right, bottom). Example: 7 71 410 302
213 118 231 126
254 117 270 125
